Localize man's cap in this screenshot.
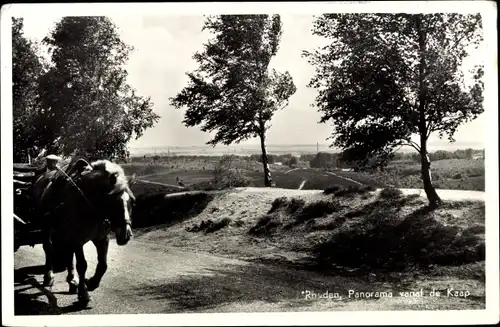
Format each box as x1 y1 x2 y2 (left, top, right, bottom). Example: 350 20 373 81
46 154 62 161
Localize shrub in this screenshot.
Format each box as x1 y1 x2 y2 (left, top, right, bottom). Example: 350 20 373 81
324 184 342 195
400 167 420 177
441 200 480 210
268 197 306 215
231 219 245 227
219 169 251 188
461 225 485 237
332 185 375 197
266 196 343 227
268 197 289 213
286 198 306 214
405 194 422 201
186 219 213 232
312 216 347 231
205 217 232 233
186 217 232 233
212 155 251 189
295 200 340 222
345 206 373 218
379 187 403 200
249 215 282 235
288 156 298 168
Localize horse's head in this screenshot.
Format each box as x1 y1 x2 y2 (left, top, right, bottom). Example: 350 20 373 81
81 160 136 246
104 185 135 246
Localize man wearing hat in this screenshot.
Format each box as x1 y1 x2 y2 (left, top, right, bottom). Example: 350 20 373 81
45 154 62 172
36 154 64 227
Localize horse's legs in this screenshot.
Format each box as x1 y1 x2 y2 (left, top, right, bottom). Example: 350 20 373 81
42 230 55 287
74 245 90 304
66 252 78 294
86 237 109 292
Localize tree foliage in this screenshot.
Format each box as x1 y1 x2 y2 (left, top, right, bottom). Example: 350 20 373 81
170 14 296 186
37 16 159 160
304 13 484 204
12 18 46 162
304 13 483 161
339 148 395 170
309 152 339 169
171 15 296 145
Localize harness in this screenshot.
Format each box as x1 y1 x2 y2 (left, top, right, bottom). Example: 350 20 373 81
54 159 95 210
43 158 132 233
49 158 112 229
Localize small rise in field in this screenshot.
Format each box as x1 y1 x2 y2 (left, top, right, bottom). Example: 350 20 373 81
244 191 484 273
335 158 485 191
131 190 214 229
311 198 485 271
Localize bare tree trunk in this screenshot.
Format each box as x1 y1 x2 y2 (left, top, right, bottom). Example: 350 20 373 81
417 15 442 207
259 131 274 187
420 140 441 207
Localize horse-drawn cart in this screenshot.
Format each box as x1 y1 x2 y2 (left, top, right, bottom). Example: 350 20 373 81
13 163 45 252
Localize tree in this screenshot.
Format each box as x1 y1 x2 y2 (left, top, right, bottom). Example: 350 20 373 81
170 15 297 187
309 152 339 169
338 148 394 171
459 148 474 160
12 17 46 162
288 156 298 168
304 13 484 206
38 16 159 160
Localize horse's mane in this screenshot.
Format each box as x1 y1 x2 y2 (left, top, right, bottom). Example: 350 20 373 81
90 159 129 195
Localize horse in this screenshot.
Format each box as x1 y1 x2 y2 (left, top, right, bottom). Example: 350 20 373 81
30 158 135 305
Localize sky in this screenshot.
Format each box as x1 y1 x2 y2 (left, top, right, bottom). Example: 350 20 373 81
20 13 486 150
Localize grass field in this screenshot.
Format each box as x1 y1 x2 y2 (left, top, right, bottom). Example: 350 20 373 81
123 155 485 192
335 159 485 191
123 164 364 191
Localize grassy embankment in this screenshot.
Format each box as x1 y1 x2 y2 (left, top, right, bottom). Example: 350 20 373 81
127 181 485 310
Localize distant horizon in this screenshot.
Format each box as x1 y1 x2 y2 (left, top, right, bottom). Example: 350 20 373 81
130 141 485 148
128 141 485 156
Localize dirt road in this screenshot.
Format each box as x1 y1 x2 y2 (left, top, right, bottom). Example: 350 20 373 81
13 234 484 316
16 238 352 315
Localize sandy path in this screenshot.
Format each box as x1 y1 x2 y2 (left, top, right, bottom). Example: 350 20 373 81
324 171 364 186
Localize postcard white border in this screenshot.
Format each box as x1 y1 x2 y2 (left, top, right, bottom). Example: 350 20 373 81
2 1 498 326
